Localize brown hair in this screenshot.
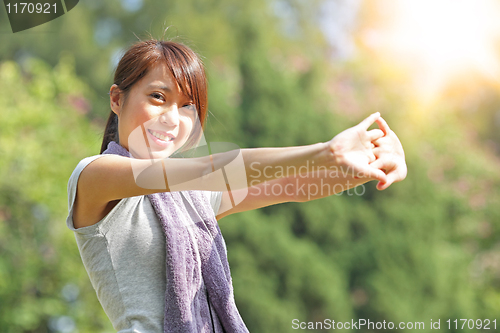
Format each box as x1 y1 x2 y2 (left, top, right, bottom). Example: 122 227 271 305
100 39 208 153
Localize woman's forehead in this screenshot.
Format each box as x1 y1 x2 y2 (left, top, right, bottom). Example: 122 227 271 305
144 64 176 86
143 63 192 97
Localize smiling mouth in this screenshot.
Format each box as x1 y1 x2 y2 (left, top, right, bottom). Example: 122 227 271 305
148 129 174 142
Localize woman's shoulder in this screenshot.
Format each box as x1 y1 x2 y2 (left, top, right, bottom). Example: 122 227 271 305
68 155 106 192
67 154 113 229
69 153 102 182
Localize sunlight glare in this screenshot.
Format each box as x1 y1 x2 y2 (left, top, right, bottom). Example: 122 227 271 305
363 0 500 98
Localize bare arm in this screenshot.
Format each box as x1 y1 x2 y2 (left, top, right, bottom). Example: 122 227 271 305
73 144 330 227
74 113 389 227
216 116 407 219
215 170 371 219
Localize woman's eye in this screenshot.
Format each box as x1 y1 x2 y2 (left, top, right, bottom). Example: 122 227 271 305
150 93 164 101
183 104 196 111
180 104 197 118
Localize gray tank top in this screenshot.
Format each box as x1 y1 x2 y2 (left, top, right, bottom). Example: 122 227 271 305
66 155 222 332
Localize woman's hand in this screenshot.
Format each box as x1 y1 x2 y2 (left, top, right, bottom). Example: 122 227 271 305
370 116 407 190
328 112 388 183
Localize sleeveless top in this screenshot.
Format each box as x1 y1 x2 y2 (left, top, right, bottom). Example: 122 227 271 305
66 155 222 332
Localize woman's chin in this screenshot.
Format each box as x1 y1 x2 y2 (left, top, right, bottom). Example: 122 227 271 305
150 150 174 160
128 148 173 160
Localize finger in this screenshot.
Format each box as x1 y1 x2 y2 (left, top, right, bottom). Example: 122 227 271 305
375 169 395 190
376 162 406 190
372 137 385 147
372 147 382 157
375 116 391 136
367 149 377 163
376 180 390 191
367 129 385 142
377 172 397 190
355 165 387 183
359 112 380 131
369 157 395 171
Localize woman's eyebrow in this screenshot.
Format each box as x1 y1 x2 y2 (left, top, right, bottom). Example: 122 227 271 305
148 84 173 93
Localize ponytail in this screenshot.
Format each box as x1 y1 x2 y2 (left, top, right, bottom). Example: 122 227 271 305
100 111 119 154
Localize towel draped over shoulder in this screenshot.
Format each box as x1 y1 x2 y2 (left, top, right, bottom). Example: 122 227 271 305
104 141 248 333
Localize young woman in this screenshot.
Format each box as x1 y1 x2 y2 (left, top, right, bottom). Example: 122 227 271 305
67 39 406 333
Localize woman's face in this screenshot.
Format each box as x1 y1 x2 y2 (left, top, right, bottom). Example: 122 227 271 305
110 63 198 159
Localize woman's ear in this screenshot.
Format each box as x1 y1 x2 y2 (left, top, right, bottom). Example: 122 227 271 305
109 84 123 116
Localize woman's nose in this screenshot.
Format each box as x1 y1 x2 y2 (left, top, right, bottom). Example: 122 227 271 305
160 105 180 126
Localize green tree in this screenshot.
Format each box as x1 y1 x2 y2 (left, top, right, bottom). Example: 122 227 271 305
0 57 114 332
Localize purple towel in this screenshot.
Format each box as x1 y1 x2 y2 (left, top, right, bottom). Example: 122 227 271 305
104 141 249 333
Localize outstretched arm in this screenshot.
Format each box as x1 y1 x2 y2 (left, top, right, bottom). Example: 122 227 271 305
133 112 388 192
216 115 407 219
74 113 390 226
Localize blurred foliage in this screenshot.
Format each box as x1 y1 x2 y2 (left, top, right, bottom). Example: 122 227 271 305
1 0 500 332
0 57 112 332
